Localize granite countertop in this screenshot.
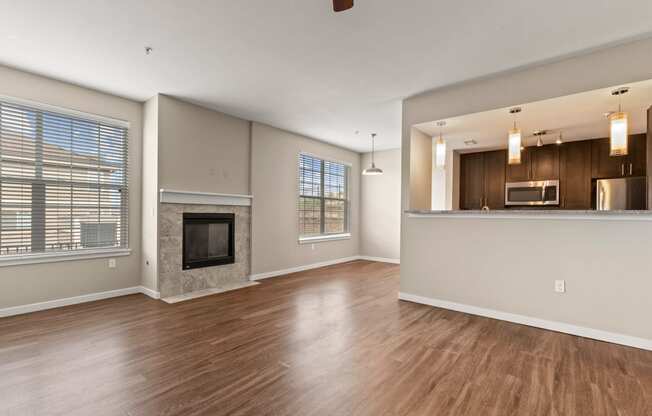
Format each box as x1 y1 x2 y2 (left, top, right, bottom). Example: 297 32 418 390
405 209 652 220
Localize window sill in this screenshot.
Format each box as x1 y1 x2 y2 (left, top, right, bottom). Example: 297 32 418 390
298 233 352 244
0 248 131 267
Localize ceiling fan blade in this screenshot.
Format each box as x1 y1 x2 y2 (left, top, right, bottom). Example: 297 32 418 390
333 0 354 12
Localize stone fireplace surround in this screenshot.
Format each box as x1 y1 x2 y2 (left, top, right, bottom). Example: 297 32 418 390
158 190 252 299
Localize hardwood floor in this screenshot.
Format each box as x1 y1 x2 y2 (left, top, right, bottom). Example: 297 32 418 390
1 260 652 415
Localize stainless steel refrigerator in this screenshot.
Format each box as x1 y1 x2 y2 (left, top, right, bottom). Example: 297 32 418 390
596 177 647 210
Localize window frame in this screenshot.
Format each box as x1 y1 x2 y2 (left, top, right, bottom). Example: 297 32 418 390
0 94 131 267
297 152 351 244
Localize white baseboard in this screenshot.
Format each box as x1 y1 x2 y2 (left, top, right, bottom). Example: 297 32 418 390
398 292 652 352
0 286 160 318
139 286 161 299
358 256 400 264
249 256 362 281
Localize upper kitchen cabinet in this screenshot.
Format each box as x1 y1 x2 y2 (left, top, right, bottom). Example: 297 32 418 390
591 134 647 179
460 150 506 210
560 140 591 209
628 133 647 177
506 145 559 182
505 147 530 182
530 145 560 180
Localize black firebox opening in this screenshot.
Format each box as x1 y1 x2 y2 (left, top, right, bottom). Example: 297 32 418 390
182 213 235 270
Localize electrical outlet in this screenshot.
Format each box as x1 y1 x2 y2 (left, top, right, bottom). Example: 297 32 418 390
108 259 117 269
554 280 565 293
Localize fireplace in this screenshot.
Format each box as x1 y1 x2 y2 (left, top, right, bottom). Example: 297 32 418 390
182 213 235 270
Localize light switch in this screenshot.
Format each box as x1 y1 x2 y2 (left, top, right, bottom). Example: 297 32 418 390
554 280 565 293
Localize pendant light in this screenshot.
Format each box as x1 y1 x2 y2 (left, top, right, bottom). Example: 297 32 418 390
556 131 563 145
362 133 383 175
533 130 546 147
609 87 630 156
508 107 522 165
435 121 446 169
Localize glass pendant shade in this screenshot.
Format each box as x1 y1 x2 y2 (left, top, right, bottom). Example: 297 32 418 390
508 127 522 165
435 136 446 169
609 111 628 156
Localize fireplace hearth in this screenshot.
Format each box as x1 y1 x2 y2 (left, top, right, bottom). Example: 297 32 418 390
182 213 235 270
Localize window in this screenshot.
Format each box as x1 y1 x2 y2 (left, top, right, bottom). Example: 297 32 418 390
298 153 349 239
0 98 129 258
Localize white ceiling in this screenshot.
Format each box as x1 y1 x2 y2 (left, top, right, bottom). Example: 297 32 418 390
415 79 652 152
1 1 652 152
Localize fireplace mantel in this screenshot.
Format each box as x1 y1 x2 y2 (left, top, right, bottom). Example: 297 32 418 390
159 189 253 206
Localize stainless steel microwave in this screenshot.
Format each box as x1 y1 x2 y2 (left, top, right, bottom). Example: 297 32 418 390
505 180 560 206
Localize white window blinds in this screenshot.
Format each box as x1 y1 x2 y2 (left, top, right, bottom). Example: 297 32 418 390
0 99 128 256
298 153 349 237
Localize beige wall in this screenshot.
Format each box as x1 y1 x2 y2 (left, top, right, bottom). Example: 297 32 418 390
400 37 652 341
0 65 143 309
158 95 251 195
251 123 360 275
409 128 432 210
360 149 401 261
141 96 159 291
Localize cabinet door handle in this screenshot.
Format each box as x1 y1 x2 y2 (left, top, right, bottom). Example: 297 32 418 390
621 163 625 176
630 163 633 176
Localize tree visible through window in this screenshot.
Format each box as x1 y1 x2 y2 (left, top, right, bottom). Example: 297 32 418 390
0 100 128 256
298 153 349 237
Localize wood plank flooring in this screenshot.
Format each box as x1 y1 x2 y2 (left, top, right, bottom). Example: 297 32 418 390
1 260 652 415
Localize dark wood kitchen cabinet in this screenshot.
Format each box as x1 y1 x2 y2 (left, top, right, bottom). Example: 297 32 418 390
460 153 484 209
460 150 506 209
505 147 530 182
591 134 647 179
506 145 559 182
560 140 591 209
530 145 560 180
483 150 506 208
629 133 647 177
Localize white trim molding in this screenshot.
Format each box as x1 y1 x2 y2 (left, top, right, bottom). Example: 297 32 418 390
398 292 652 351
358 256 400 264
159 189 253 206
0 248 131 267
250 256 360 281
139 286 161 300
0 286 159 318
298 233 351 244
